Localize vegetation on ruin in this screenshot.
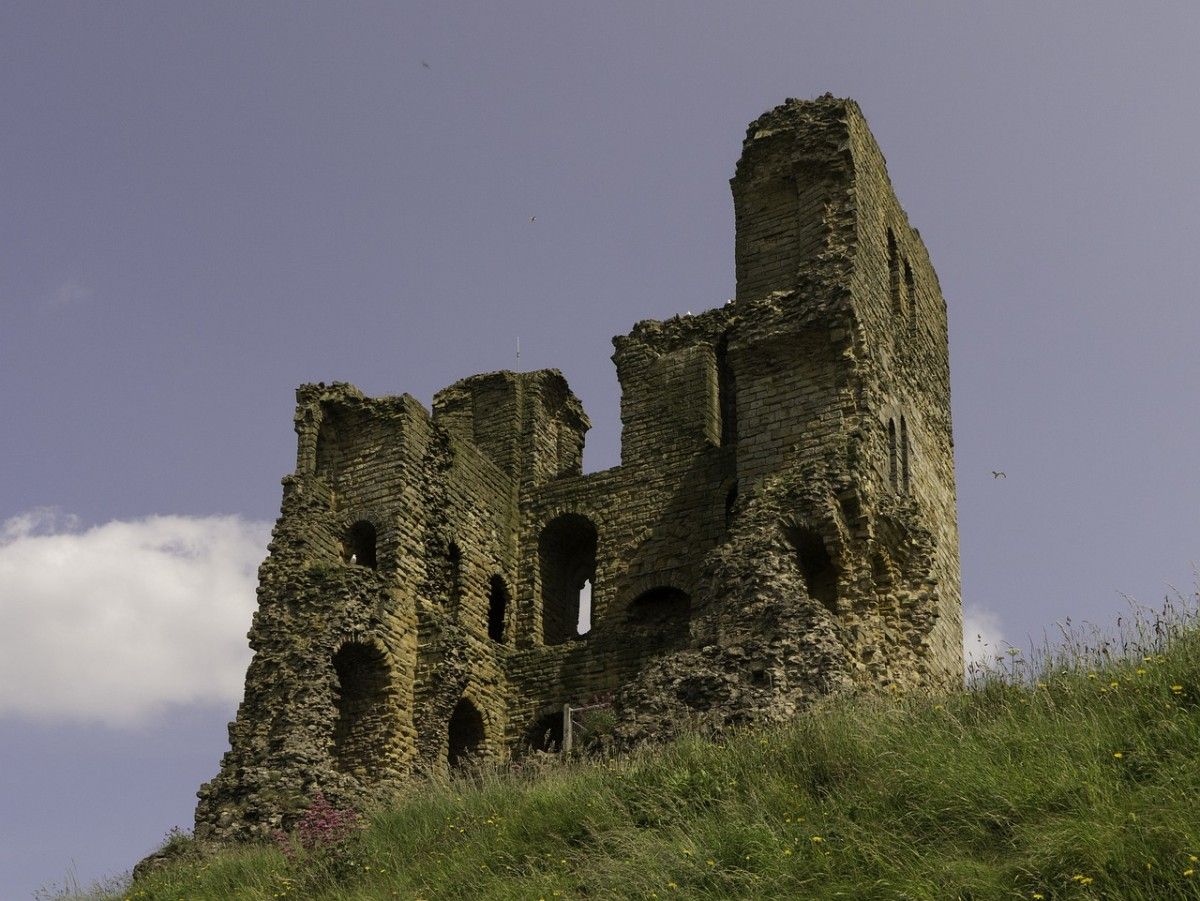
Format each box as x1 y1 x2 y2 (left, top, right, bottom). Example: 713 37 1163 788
80 596 1200 900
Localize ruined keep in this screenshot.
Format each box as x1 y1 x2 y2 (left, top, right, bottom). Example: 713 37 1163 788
195 95 961 842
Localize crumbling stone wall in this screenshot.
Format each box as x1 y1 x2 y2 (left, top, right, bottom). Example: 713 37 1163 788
194 95 961 842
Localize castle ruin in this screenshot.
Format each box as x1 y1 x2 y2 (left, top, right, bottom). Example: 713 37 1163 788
195 95 961 841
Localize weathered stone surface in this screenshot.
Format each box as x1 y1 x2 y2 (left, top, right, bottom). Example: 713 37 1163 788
193 95 961 842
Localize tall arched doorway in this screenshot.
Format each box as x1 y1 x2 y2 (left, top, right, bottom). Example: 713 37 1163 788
447 697 485 769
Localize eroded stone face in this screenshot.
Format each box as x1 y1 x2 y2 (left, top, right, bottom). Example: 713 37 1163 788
193 95 961 842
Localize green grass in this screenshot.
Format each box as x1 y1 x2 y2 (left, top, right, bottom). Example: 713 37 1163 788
120 603 1200 900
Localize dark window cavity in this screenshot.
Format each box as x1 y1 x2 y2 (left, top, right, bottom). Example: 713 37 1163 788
524 710 564 753
332 641 390 775
887 228 902 316
627 586 691 627
724 482 739 532
447 697 485 769
539 514 598 645
785 526 839 613
447 542 463 606
904 260 916 334
888 418 899 491
343 521 377 568
487 575 509 643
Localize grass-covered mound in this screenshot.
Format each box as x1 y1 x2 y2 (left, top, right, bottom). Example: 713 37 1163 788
122 609 1200 900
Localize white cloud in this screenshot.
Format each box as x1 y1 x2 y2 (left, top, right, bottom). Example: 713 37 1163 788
962 604 1007 670
0 509 269 726
48 279 93 307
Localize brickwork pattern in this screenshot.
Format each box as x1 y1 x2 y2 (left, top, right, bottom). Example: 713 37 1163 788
194 95 961 842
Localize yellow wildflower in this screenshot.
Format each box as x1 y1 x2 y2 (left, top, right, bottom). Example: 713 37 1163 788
1113 751 1124 759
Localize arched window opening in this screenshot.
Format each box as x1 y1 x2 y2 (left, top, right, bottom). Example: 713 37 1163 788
627 586 691 627
447 542 463 606
539 514 598 645
900 416 911 493
785 526 839 613
332 642 390 775
524 710 564 753
887 419 898 491
447 698 485 769
886 228 902 315
487 575 509 643
343 521 377 568
904 261 917 334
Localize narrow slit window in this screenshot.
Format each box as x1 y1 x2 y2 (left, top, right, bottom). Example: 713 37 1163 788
887 228 902 315
447 543 463 606
900 416 911 493
904 260 916 334
487 576 509 643
888 418 898 491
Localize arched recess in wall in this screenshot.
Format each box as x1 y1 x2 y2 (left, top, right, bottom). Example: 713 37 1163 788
331 641 392 776
539 513 598 645
626 586 691 630
487 575 509 643
524 709 564 754
900 416 911 493
447 697 485 769
784 526 839 613
343 521 377 568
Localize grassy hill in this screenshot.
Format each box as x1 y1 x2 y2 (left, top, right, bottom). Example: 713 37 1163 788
117 604 1200 900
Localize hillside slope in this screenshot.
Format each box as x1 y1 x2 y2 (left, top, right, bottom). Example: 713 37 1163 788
123 619 1200 900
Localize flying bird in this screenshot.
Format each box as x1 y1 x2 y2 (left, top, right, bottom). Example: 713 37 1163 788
991 471 1006 479
530 216 536 223
421 60 431 69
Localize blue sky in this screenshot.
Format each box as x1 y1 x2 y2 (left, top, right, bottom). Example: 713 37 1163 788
3 2 1200 896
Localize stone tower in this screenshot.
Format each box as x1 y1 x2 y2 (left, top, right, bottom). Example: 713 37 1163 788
195 95 960 842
